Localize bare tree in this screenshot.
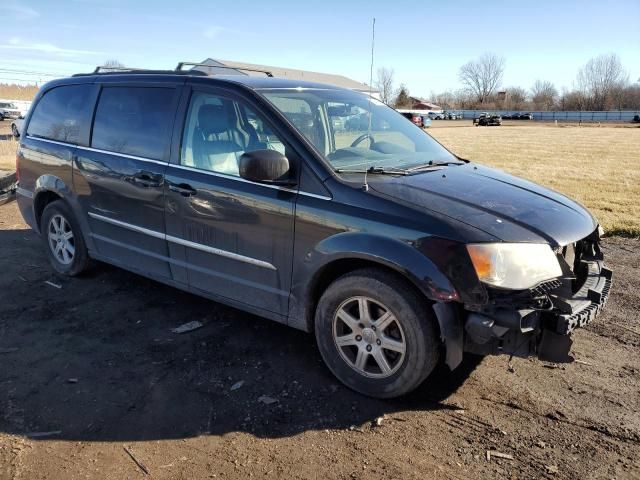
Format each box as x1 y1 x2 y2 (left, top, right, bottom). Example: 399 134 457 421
375 67 395 105
577 53 628 110
431 90 455 109
452 89 475 109
458 53 505 104
530 80 558 110
504 87 527 110
609 83 640 110
559 87 588 111
101 59 126 72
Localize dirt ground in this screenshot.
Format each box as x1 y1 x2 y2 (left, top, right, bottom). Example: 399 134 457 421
1 197 639 479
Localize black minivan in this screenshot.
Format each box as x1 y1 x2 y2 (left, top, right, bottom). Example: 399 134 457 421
15 66 611 398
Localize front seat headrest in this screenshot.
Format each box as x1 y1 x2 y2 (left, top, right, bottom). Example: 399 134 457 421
198 104 229 136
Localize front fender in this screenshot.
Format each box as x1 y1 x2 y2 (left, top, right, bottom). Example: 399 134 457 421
288 232 459 331
313 232 458 300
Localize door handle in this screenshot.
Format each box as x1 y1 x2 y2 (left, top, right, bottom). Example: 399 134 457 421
169 183 197 197
133 171 163 188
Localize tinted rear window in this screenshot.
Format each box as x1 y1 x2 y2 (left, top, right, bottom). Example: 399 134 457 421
91 87 176 160
27 84 94 145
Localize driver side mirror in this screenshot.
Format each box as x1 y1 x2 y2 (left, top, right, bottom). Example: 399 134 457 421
239 149 293 185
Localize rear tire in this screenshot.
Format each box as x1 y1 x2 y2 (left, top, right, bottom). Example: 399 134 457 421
314 268 440 398
11 124 19 138
40 200 91 276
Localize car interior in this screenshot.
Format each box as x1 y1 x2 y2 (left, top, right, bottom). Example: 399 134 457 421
182 94 286 176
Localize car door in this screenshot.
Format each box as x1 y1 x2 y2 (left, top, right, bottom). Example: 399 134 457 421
74 82 182 279
163 85 297 317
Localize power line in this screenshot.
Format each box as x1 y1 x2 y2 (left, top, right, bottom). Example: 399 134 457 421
0 68 61 77
0 73 53 81
0 77 42 83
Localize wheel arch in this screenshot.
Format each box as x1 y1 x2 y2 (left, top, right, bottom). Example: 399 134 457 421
32 175 94 252
33 174 75 231
34 190 65 230
288 232 458 333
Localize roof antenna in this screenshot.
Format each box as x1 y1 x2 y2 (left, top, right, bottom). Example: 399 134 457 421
363 17 376 192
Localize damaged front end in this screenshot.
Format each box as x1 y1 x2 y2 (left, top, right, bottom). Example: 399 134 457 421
435 229 612 369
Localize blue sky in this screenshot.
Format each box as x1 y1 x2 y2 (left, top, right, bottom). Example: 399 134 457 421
1 0 638 97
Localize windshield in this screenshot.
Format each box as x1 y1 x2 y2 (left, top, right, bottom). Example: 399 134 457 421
258 88 458 173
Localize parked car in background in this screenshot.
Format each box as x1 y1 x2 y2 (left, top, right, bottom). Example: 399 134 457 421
397 110 423 127
501 112 513 120
443 111 459 120
330 116 346 131
343 112 390 132
11 117 25 138
421 115 432 128
429 111 445 120
16 101 32 118
0 101 21 120
344 112 373 131
473 113 502 126
519 112 533 120
634 114 640 123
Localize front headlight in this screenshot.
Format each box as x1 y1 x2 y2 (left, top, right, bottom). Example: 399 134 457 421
466 243 562 290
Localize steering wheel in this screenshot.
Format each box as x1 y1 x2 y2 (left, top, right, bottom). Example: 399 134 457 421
350 133 375 148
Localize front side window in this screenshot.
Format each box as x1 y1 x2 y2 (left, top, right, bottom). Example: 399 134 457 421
181 91 287 177
27 84 94 145
92 87 176 160
260 89 457 173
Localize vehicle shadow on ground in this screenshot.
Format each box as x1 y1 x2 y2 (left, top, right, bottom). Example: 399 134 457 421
0 227 481 442
0 133 15 141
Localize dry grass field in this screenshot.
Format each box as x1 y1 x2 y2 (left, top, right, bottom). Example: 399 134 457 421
0 83 39 101
1 121 639 236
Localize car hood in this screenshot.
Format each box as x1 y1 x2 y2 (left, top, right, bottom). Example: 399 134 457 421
368 163 597 246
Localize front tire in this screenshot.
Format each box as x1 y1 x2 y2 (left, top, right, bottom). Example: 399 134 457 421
11 124 19 138
40 200 91 276
315 268 440 398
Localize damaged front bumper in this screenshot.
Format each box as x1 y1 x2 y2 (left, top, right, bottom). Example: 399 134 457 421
436 233 612 368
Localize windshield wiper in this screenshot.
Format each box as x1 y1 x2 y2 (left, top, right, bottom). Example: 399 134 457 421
335 166 409 175
407 160 463 172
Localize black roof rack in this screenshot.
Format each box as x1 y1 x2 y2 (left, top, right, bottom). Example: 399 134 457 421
176 62 273 77
72 66 208 77
72 63 274 78
93 66 144 73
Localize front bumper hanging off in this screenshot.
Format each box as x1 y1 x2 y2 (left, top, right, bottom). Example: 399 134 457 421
551 261 612 335
435 235 613 369
537 258 612 362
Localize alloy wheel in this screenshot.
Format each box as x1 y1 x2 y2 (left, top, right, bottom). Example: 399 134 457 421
332 296 406 378
48 214 75 265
